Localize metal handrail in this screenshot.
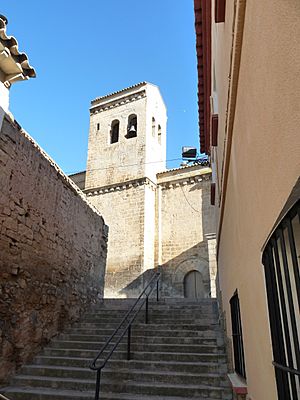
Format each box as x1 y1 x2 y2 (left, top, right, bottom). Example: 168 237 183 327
272 361 300 376
90 271 161 400
0 394 12 400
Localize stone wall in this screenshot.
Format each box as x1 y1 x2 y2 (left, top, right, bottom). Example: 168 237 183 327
157 167 216 297
86 179 153 297
0 113 108 383
85 83 167 190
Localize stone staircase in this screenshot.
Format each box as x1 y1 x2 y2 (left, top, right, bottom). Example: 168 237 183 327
1 298 232 400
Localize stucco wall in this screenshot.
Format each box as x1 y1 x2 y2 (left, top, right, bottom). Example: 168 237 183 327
213 0 300 398
0 113 108 383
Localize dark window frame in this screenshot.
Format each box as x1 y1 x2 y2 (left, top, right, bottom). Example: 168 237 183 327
110 120 120 144
158 124 162 144
230 290 246 380
262 200 300 400
152 117 156 137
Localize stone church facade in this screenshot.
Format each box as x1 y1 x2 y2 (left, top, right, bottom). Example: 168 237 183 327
70 82 216 298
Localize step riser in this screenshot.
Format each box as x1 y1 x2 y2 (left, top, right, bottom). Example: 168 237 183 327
41 349 224 360
1 393 91 400
73 323 220 331
25 361 227 375
64 328 222 338
85 310 217 317
13 372 225 388
36 351 226 365
49 341 224 353
21 361 226 378
10 378 228 398
58 334 222 345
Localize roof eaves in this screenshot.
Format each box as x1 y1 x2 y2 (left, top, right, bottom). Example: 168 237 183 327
0 17 36 81
91 82 148 105
194 0 211 155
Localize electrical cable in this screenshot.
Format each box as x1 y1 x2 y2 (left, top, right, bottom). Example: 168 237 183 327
66 157 183 175
179 185 201 213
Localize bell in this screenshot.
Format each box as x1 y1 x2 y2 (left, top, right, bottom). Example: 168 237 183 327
126 125 137 138
129 125 136 133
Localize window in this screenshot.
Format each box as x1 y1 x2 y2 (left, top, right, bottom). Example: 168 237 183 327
230 291 246 379
152 117 156 137
126 114 137 139
110 120 119 144
97 123 100 131
262 200 300 400
158 124 162 144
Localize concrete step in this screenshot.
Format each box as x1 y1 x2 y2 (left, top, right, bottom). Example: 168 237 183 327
86 309 217 317
2 297 231 400
1 386 228 400
35 350 227 365
64 327 222 338
13 368 228 388
80 318 219 326
58 333 223 346
48 340 224 354
73 322 220 331
8 376 231 398
41 348 227 362
21 360 227 379
21 360 227 377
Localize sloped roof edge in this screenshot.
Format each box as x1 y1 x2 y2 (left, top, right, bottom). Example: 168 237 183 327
91 82 148 104
0 16 36 79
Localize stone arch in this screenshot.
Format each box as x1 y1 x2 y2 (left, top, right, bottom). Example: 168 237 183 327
172 257 210 298
126 114 137 138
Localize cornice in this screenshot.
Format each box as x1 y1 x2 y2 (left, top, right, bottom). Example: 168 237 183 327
85 176 156 196
90 90 146 115
91 82 147 104
158 173 211 190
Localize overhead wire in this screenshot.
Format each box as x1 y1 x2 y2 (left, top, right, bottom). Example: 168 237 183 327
66 157 183 175
179 184 201 213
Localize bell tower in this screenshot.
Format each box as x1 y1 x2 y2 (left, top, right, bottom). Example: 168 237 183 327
85 82 167 297
85 82 167 189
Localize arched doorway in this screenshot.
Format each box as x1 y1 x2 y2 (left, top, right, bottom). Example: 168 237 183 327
183 270 205 299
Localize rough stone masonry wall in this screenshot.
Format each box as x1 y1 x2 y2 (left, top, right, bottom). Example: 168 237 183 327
158 170 215 297
0 113 108 383
87 182 147 297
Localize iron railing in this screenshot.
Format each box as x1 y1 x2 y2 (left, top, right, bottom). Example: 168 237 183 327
0 394 11 400
262 200 300 400
90 271 161 400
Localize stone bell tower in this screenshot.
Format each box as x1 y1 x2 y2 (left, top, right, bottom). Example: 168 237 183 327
85 82 167 297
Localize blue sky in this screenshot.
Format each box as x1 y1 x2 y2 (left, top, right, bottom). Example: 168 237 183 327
2 0 200 173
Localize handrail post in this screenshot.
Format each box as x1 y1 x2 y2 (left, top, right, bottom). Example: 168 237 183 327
95 369 101 400
145 296 149 324
156 279 159 302
127 325 131 360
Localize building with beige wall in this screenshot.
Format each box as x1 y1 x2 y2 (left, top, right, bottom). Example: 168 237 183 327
194 0 300 399
70 82 217 299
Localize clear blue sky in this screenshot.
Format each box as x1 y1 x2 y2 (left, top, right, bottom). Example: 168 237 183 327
2 0 200 173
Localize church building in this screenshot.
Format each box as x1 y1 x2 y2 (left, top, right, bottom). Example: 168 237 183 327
70 82 216 298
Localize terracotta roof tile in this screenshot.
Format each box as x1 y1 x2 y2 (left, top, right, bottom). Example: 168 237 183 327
91 82 148 104
0 16 36 80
